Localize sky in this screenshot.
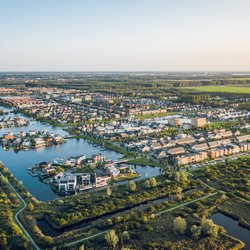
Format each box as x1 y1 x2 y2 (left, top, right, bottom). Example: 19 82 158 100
0 0 250 71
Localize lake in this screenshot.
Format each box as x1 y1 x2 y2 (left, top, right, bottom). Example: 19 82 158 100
0 106 160 201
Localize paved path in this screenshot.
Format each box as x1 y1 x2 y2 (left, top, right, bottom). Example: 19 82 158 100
186 171 226 194
157 192 218 215
65 192 218 247
66 229 110 247
5 178 40 250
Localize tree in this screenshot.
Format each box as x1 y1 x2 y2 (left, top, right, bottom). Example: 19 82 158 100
105 230 119 249
128 167 134 175
143 216 148 223
27 202 35 211
150 178 157 187
107 187 112 196
0 230 7 249
190 225 201 239
128 180 136 192
120 231 130 247
200 214 207 228
175 171 188 183
202 219 219 238
144 180 150 189
173 216 187 234
176 187 183 200
79 244 85 250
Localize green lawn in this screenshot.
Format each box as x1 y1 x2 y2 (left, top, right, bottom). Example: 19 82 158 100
182 86 250 94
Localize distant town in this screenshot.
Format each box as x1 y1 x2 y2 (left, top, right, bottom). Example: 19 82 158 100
0 72 249 250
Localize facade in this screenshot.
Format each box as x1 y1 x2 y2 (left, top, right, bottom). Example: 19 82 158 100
168 117 182 127
191 118 207 128
58 175 77 192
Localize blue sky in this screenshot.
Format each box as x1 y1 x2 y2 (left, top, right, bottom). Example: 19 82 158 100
0 0 250 71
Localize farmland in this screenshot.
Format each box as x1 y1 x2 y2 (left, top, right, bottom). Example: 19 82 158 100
182 86 250 94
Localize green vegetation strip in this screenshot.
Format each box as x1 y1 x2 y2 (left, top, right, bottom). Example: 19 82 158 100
182 86 250 94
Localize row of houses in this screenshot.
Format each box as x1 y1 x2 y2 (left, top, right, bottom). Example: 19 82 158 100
203 109 250 121
1 130 65 150
56 173 112 193
174 142 250 165
0 116 29 128
126 129 242 155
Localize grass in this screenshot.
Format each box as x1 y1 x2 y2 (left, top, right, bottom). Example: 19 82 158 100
136 112 179 120
182 85 250 94
127 157 165 168
112 172 140 182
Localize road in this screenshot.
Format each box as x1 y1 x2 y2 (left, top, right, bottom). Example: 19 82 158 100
5 177 40 250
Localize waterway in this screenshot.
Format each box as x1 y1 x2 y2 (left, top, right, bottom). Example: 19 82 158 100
0 106 160 201
211 212 250 249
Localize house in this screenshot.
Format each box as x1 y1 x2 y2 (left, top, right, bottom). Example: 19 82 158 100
67 155 86 165
174 152 207 166
150 142 162 151
221 139 231 146
192 143 209 152
176 137 195 145
191 118 206 128
208 141 221 148
95 176 111 188
4 132 15 140
29 130 37 136
162 140 176 148
52 172 64 183
33 138 45 148
106 166 120 178
236 135 250 142
58 175 77 192
141 145 151 153
168 117 182 127
92 153 106 163
221 131 233 138
167 147 185 155
155 150 167 159
208 148 225 159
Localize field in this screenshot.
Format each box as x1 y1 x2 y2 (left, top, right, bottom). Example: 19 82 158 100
182 85 250 94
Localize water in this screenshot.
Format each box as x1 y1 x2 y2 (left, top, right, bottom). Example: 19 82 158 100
0 106 160 201
211 213 250 249
37 194 169 237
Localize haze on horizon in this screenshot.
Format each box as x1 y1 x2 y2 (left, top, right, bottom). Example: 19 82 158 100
1 0 250 72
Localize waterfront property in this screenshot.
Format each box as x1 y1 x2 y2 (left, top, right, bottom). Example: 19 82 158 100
0 130 66 151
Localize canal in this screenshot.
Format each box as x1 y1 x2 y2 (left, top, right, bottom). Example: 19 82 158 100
211 213 250 249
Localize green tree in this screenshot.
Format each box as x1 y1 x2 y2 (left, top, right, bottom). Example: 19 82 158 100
27 202 35 211
190 225 201 239
105 230 119 249
107 187 112 196
173 216 187 234
128 180 136 192
79 244 85 250
202 219 219 238
120 231 130 247
0 230 7 249
144 180 150 189
176 187 183 200
150 178 157 187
